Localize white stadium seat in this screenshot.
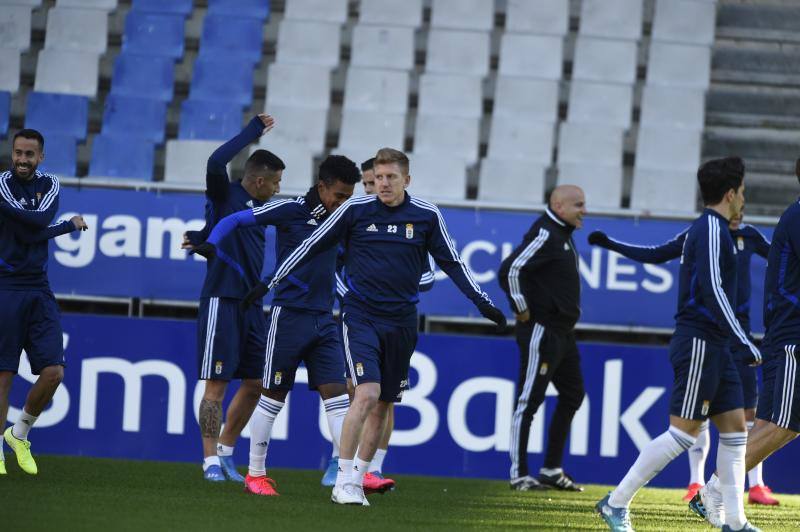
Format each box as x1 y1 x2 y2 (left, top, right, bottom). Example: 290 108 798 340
0 48 20 93
505 0 568 36
253 139 315 194
56 0 117 9
567 81 634 129
263 105 328 154
652 0 716 46
631 167 697 213
413 115 480 164
276 20 341 68
34 49 99 98
635 126 702 172
164 140 221 185
640 86 706 130
266 63 330 110
498 34 563 80
350 25 415 71
579 0 643 41
417 73 482 119
284 0 348 24
493 77 559 123
0 6 32 51
45 7 108 54
557 123 624 167
557 163 623 209
426 29 491 77
430 0 494 32
478 159 547 204
646 42 712 89
407 152 469 201
487 119 555 164
337 110 406 163
572 36 637 85
343 68 409 114
359 0 423 28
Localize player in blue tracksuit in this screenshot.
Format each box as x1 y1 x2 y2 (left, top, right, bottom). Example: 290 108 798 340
240 148 506 505
588 213 777 504
183 114 284 482
195 155 362 496
597 157 762 532
0 129 88 476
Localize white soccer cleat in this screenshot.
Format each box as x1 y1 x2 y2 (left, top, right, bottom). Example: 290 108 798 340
700 484 725 528
332 483 370 506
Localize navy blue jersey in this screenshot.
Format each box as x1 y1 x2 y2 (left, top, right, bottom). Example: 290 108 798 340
605 223 769 331
674 209 759 361
267 193 491 326
0 169 73 290
335 250 435 301
198 118 267 302
764 200 800 349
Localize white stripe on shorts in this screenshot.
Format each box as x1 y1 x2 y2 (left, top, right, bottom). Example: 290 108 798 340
341 317 359 387
202 297 219 379
778 345 797 428
681 337 706 419
262 306 282 388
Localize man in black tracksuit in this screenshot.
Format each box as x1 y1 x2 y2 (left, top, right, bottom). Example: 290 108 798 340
498 185 587 492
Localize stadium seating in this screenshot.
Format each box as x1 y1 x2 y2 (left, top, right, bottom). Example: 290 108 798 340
179 99 243 141
337 111 406 162
260 105 327 154
101 94 167 144
498 34 564 80
190 56 254 109
343 68 409 114
631 167 697 212
359 0 422 28
430 0 494 32
164 139 223 184
122 12 185 60
572 37 638 84
652 0 716 46
44 7 108 54
34 49 99 98
37 134 77 176
413 115 480 165
0 6 32 51
276 20 341 68
0 0 40 6
478 159 546 203
557 163 623 209
349 25 415 71
110 53 174 102
56 0 117 9
199 15 263 66
640 86 705 130
25 92 89 140
407 153 468 201
493 78 559 124
89 134 155 180
505 0 568 35
567 82 634 129
284 0 348 24
557 123 624 167
0 91 10 137
426 29 490 77
635 126 702 173
0 48 20 93
579 0 643 41
487 120 555 164
265 63 330 110
646 42 712 89
207 0 270 21
253 139 314 193
418 74 482 119
131 0 193 17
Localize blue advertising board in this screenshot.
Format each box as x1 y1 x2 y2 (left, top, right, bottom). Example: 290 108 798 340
8 314 798 493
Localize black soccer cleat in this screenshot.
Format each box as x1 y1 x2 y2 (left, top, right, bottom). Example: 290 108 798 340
538 471 584 492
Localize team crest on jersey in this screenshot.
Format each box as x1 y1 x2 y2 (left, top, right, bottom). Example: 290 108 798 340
19 197 27 205
701 400 710 416
405 223 414 239
215 361 223 375
737 237 744 251
274 372 282 385
36 192 41 202
366 224 378 232
246 200 254 208
355 363 364 377
539 363 548 376
563 243 569 251
307 219 318 225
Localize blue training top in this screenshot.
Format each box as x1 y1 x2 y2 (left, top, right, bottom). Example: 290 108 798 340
764 199 800 350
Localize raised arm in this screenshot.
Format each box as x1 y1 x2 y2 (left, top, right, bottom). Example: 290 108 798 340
746 225 771 258
0 174 60 229
588 228 687 264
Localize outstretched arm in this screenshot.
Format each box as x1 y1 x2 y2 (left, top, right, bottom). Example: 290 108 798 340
747 225 771 259
0 174 60 229
587 228 687 264
6 215 87 244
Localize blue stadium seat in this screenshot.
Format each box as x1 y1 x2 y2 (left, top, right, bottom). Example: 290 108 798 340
0 91 9 137
25 91 89 140
38 134 77 176
89 134 155 180
122 12 185 60
101 94 167 144
200 15 263 66
179 99 243 141
110 53 174 102
190 57 254 108
207 0 270 21
130 0 193 17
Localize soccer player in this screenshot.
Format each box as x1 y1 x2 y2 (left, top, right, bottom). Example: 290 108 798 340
241 148 506 505
0 129 88 475
498 185 588 492
596 157 762 532
588 211 777 505
183 114 284 482
194 155 364 496
360 157 376 194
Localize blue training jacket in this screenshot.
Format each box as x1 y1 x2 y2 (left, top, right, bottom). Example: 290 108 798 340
764 199 800 350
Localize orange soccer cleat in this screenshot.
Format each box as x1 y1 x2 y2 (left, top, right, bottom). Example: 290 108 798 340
683 483 703 502
362 472 395 494
244 474 279 496
748 485 779 506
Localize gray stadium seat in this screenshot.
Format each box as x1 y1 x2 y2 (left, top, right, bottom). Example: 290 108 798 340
263 105 327 154
34 49 99 98
572 37 637 84
631 167 697 213
417 73 482 119
646 42 711 89
56 0 117 9
505 0 568 36
0 48 20 93
635 126 702 172
337 111 406 164
498 34 563 80
430 0 494 32
407 152 469 201
478 159 547 204
0 6 31 51
487 119 555 164
253 139 314 194
640 86 706 130
276 20 341 68
343 68 409 114
557 123 624 167
426 29 490 77
0 0 40 7
45 7 108 54
652 0 716 46
414 115 480 164
284 0 348 24
579 0 643 41
567 81 634 129
350 25 415 71
493 77 559 123
164 140 221 185
265 63 330 110
557 163 623 209
359 0 422 28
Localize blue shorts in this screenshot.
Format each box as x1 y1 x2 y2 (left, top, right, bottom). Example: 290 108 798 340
757 344 800 432
756 351 781 422
263 306 345 390
0 289 64 375
342 312 417 403
197 297 266 381
669 335 743 420
731 342 759 410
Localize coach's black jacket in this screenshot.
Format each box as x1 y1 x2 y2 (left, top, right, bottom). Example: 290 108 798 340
498 207 581 331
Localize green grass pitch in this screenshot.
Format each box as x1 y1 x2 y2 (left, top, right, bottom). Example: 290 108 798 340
1 456 799 530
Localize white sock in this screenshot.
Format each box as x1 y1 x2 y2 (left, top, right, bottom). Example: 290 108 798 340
323 394 349 458
336 458 353 488
370 448 387 474
12 410 38 441
217 443 234 457
248 396 284 477
353 457 370 487
688 420 710 484
717 432 748 530
609 426 696 508
540 467 563 476
203 456 220 471
745 422 763 488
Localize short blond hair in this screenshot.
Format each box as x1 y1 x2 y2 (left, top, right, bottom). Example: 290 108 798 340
374 147 409 176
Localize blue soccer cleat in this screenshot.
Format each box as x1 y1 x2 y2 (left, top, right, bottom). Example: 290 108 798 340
596 492 634 532
722 523 762 532
321 456 338 487
219 455 244 482
204 464 226 482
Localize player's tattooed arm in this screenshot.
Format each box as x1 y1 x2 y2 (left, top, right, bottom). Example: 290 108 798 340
199 399 222 438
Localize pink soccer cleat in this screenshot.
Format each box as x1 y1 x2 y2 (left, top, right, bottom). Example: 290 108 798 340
683 483 703 502
244 474 279 496
362 472 395 494
748 485 779 506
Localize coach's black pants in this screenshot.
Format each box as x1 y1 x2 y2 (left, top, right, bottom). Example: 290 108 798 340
509 321 585 479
